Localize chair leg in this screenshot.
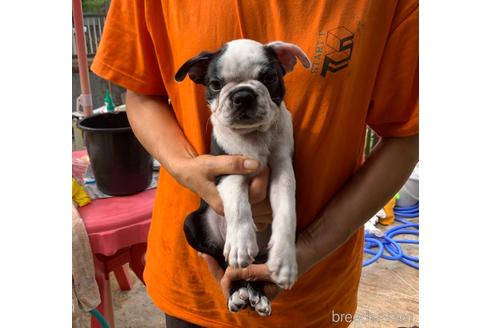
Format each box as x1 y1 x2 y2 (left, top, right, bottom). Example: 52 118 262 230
92 256 115 328
130 243 147 285
114 265 132 291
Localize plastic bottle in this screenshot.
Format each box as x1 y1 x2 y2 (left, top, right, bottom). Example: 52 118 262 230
104 89 115 112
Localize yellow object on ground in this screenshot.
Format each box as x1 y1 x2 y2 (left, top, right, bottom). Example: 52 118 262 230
72 178 91 207
379 197 397 225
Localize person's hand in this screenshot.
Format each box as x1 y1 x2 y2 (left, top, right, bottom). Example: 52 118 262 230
172 154 273 220
199 252 281 301
250 168 273 229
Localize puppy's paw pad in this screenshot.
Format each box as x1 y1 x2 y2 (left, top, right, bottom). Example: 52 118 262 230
254 295 272 317
228 288 249 312
247 285 260 307
267 244 298 290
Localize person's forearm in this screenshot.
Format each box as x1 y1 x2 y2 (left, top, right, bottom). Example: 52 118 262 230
296 134 419 274
126 90 197 175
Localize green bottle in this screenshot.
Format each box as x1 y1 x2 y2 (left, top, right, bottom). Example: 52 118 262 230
104 89 115 112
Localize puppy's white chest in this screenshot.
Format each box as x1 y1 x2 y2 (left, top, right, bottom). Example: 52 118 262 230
213 127 274 166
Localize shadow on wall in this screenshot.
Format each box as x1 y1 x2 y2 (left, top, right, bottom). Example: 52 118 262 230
72 64 126 112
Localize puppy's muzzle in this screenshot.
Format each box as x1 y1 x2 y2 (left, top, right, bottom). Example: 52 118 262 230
230 87 258 118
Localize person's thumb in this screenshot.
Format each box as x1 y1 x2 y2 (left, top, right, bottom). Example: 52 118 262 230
204 155 260 177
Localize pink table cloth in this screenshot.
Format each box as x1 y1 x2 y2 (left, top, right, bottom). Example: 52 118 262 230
73 150 156 256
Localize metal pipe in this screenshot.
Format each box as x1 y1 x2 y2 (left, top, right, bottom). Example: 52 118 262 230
72 0 93 117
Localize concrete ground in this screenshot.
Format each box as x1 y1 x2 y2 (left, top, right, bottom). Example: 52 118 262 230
109 218 419 328
353 217 419 328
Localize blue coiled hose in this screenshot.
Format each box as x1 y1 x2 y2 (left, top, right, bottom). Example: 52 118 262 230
363 202 419 269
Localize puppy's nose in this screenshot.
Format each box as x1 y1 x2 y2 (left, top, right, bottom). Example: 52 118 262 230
231 88 257 111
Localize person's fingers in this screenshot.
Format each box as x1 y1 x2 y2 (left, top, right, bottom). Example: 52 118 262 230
253 219 272 232
253 214 273 225
199 253 224 282
249 167 270 204
251 199 273 219
219 277 231 298
252 198 273 230
203 155 260 177
224 264 272 282
220 264 273 298
199 180 224 215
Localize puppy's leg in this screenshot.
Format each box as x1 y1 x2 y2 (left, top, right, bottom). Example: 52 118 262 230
267 158 298 290
218 175 258 268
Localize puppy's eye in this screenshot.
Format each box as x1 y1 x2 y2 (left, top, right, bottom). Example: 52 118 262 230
209 80 222 92
264 73 278 85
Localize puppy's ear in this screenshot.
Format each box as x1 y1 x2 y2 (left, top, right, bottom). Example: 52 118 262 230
266 41 311 73
175 51 216 84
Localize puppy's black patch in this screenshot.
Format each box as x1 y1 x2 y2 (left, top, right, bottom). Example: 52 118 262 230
261 46 286 106
204 45 228 104
183 199 226 268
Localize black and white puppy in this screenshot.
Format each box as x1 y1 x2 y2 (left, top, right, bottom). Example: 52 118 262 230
175 39 311 316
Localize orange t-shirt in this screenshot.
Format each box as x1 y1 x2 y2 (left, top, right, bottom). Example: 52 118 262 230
92 1 418 327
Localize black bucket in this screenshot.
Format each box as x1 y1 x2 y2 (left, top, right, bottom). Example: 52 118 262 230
78 111 152 196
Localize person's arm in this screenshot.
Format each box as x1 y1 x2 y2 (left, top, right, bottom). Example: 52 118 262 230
296 133 419 274
125 92 197 175
203 133 418 299
125 90 270 215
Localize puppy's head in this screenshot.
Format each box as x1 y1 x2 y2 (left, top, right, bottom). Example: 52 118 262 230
175 39 311 133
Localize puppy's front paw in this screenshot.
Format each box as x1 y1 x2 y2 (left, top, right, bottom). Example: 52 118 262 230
267 241 298 290
223 223 258 268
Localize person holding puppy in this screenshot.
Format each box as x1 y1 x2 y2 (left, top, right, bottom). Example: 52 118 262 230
92 0 419 327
